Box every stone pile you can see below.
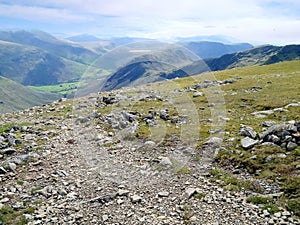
[186,78,237,91]
[240,121,300,151]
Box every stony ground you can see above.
[0,92,299,225]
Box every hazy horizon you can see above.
[0,0,300,45]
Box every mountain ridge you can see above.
[0,30,98,64]
[99,44,300,91]
[205,44,300,71]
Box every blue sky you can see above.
[0,0,300,44]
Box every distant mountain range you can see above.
[67,34,154,46]
[0,30,114,86]
[66,34,102,42]
[0,30,254,87]
[175,35,244,44]
[67,34,243,45]
[1,29,300,112]
[179,41,253,59]
[78,42,198,93]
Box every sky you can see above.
[0,0,300,45]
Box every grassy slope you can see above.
[0,40,102,86]
[0,30,98,65]
[97,59,300,215]
[210,60,300,215]
[0,76,60,113]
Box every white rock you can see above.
[0,198,10,203]
[102,215,109,222]
[131,195,142,203]
[274,212,281,217]
[158,191,169,197]
[241,137,258,149]
[118,189,130,196]
[193,92,203,97]
[282,211,291,216]
[185,188,199,198]
[160,157,173,167]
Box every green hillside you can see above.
[0,30,98,64]
[0,40,89,85]
[101,61,176,91]
[0,76,60,113]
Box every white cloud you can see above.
[0,3,92,23]
[1,0,300,44]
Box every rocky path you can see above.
[0,96,299,225]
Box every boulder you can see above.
[286,142,298,151]
[130,195,142,203]
[265,134,280,144]
[1,148,16,155]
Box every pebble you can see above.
[274,212,281,217]
[118,189,130,196]
[185,188,199,198]
[131,195,142,203]
[263,210,270,217]
[158,191,169,197]
[102,215,109,222]
[159,157,173,167]
[193,92,203,97]
[0,198,10,203]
